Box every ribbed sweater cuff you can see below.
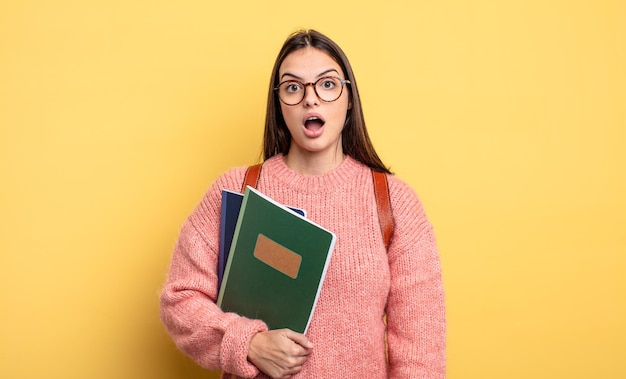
[220,316,268,378]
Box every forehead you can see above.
[279,47,344,78]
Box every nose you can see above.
[302,82,319,107]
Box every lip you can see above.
[302,113,325,125]
[301,112,325,138]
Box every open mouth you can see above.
[304,116,325,130]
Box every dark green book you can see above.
[216,186,336,334]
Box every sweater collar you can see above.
[263,154,366,193]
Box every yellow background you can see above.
[1,1,624,378]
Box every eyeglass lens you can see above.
[277,76,347,105]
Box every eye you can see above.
[319,78,337,90]
[284,82,303,93]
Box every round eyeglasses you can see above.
[274,76,351,106]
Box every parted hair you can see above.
[262,29,390,174]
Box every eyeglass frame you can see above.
[274,76,351,106]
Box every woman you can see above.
[160,29,446,378]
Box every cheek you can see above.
[279,106,300,131]
[280,107,293,120]
[332,101,350,124]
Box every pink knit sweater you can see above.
[160,155,446,378]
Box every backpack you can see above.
[241,164,394,250]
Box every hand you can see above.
[247,329,313,379]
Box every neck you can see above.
[284,148,346,176]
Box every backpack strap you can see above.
[241,164,394,250]
[372,170,394,250]
[241,163,263,193]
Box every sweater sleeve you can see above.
[159,170,268,378]
[385,177,446,379]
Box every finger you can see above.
[283,355,307,370]
[283,329,313,350]
[287,365,303,374]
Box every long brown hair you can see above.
[262,29,391,174]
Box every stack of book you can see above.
[216,186,336,334]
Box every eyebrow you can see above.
[280,68,341,81]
